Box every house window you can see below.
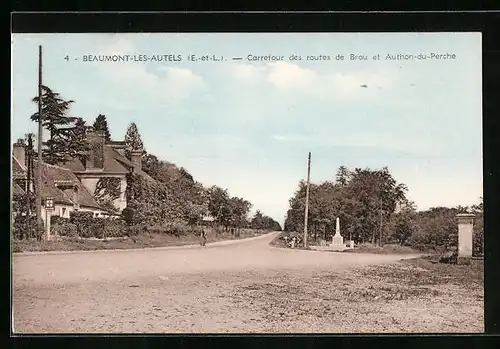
[62,207,67,217]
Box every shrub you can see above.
[126,224,146,237]
[69,211,95,237]
[473,213,484,257]
[164,222,190,237]
[13,215,38,240]
[103,219,127,238]
[51,215,69,226]
[68,211,127,239]
[52,222,78,237]
[121,207,134,226]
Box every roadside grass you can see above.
[343,243,421,255]
[12,228,268,253]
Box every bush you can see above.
[51,215,69,226]
[69,211,95,237]
[69,211,128,239]
[144,222,192,236]
[126,224,146,237]
[52,222,78,237]
[13,215,38,240]
[121,207,134,225]
[473,214,484,257]
[103,219,127,238]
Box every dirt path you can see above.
[13,232,481,333]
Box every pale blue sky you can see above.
[11,33,482,224]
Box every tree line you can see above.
[284,166,483,254]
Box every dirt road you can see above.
[12,232,482,333]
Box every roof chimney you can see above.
[13,138,26,168]
[86,129,105,170]
[130,150,142,172]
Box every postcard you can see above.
[11,32,483,334]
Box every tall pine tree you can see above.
[124,122,144,159]
[93,114,111,142]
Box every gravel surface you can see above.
[12,232,483,333]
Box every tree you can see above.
[207,185,231,231]
[335,165,351,187]
[93,114,111,142]
[142,153,161,178]
[251,210,282,231]
[67,117,91,166]
[284,166,409,245]
[31,85,82,164]
[124,122,144,159]
[229,197,252,233]
[472,197,484,256]
[392,204,416,246]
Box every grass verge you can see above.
[12,228,267,253]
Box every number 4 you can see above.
[64,55,69,61]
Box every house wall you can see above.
[115,177,127,212]
[78,174,127,213]
[50,204,116,220]
[80,177,100,195]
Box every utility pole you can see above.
[25,134,33,238]
[303,152,311,249]
[36,45,43,241]
[379,197,383,247]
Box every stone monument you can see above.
[330,217,345,251]
[456,213,475,265]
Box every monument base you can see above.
[330,235,345,251]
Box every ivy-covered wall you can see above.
[124,173,184,227]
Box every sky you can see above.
[11,33,483,225]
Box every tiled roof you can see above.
[13,158,105,210]
[62,144,154,182]
[63,144,133,174]
[12,182,25,196]
[12,157,26,179]
[35,161,103,210]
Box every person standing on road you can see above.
[200,228,207,246]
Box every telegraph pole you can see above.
[26,134,33,238]
[379,197,383,247]
[303,152,311,248]
[36,45,43,241]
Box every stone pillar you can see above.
[130,150,143,172]
[457,213,475,265]
[45,210,52,241]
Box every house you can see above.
[62,129,153,213]
[11,139,110,220]
[11,128,155,223]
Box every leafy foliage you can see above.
[94,177,122,212]
[284,166,408,244]
[13,215,38,240]
[31,86,90,165]
[68,211,127,238]
[251,210,282,231]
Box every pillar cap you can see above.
[456,213,475,223]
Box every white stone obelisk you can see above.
[331,217,344,250]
